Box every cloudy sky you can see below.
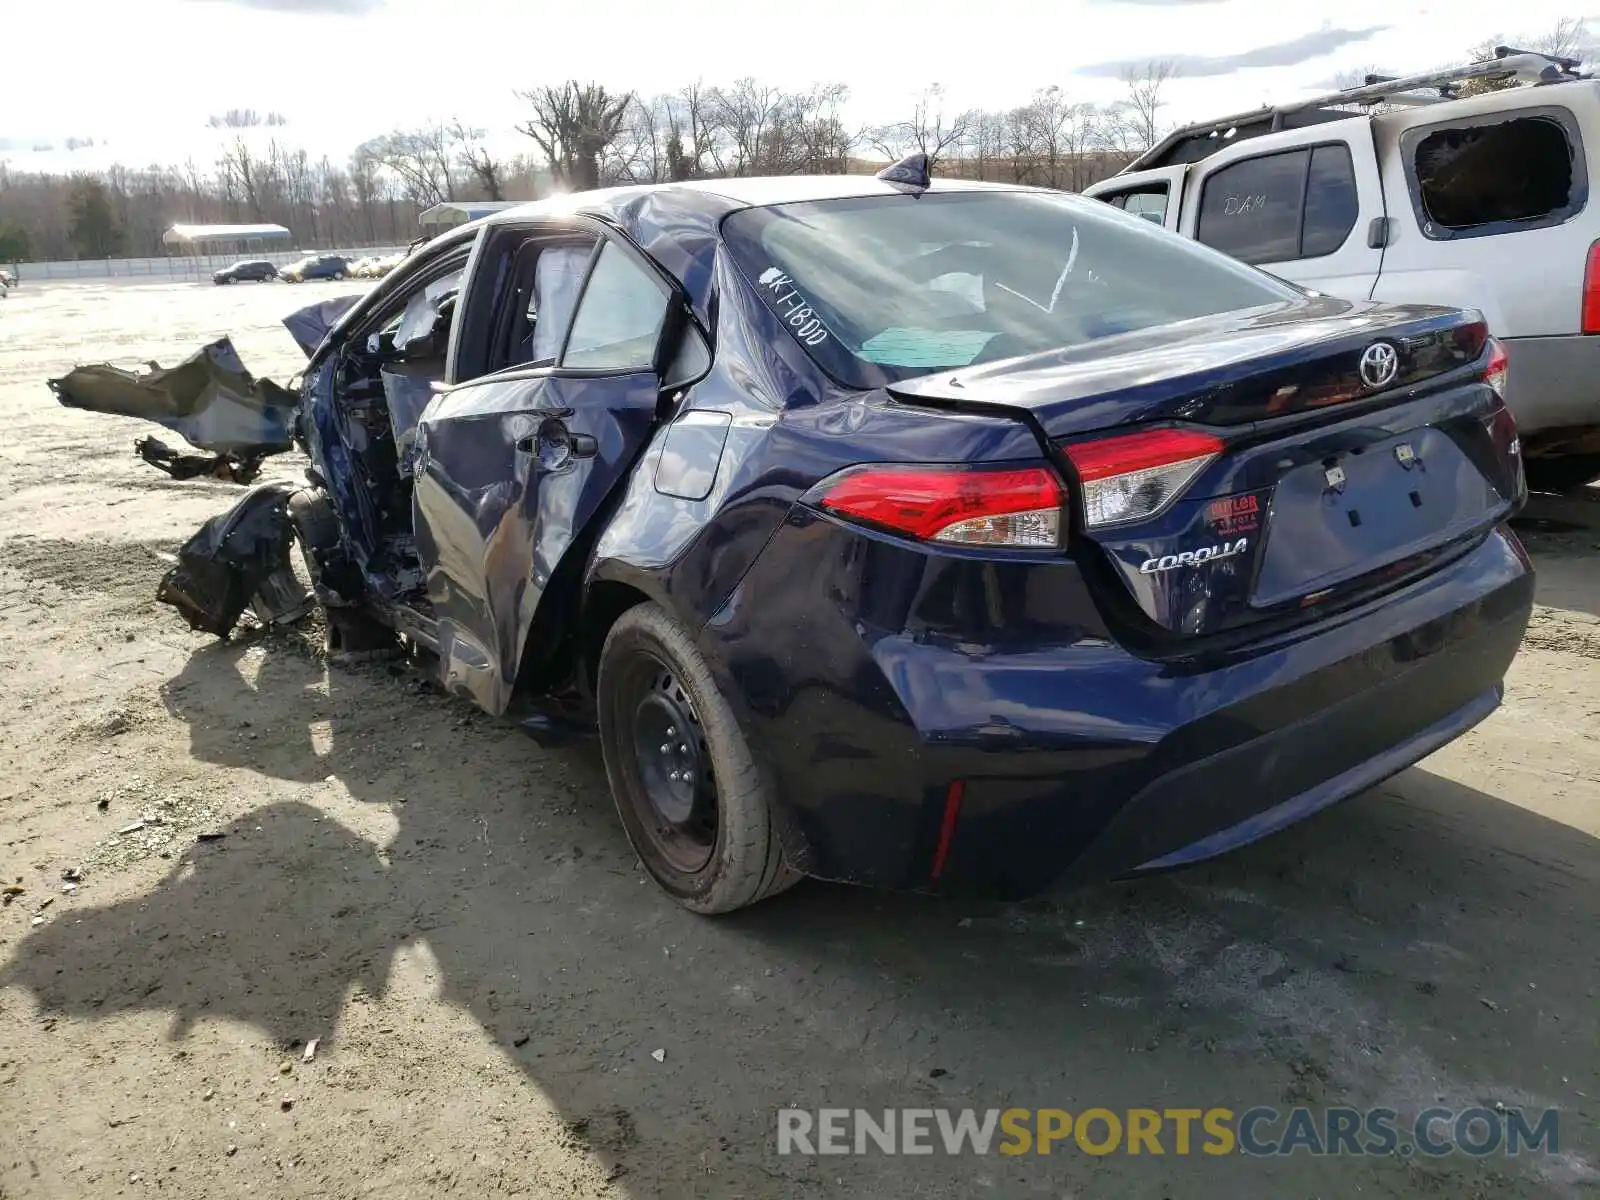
[3,0,1591,172]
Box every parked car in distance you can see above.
[212,259,279,285]
[1085,48,1600,492]
[159,166,1532,914]
[0,267,16,295]
[279,254,351,283]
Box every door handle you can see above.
[515,422,598,462]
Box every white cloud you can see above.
[5,0,1588,172]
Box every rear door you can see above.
[415,223,688,713]
[1084,166,1187,231]
[1177,122,1386,300]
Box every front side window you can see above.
[721,190,1298,389]
[561,241,669,371]
[1404,109,1585,240]
[1102,186,1169,224]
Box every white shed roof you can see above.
[163,223,292,246]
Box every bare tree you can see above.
[208,110,279,220]
[450,120,506,199]
[364,124,456,208]
[1460,17,1591,94]
[1119,60,1177,153]
[515,83,633,191]
[602,96,668,184]
[871,85,976,172]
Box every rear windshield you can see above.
[721,190,1300,388]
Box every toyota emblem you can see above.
[1359,342,1399,390]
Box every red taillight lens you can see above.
[1062,428,1223,529]
[1584,241,1600,334]
[810,464,1064,548]
[1485,337,1510,398]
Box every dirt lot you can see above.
[0,278,1597,1199]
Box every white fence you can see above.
[6,246,410,283]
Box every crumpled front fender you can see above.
[48,338,298,456]
[156,482,312,639]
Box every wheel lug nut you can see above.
[660,743,672,754]
[666,726,677,737]
[679,744,688,754]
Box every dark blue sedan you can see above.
[159,165,1533,913]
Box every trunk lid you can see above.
[887,299,1524,644]
[886,298,1486,436]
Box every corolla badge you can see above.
[1139,537,1249,574]
[1359,341,1399,390]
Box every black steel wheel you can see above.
[598,602,799,913]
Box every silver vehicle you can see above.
[1087,48,1600,491]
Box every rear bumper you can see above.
[706,513,1534,895]
[1502,334,1600,437]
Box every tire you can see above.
[1524,454,1600,494]
[597,602,799,914]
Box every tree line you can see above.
[0,17,1587,264]
[0,70,1175,262]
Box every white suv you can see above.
[1087,50,1600,491]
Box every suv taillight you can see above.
[1061,428,1223,529]
[1584,241,1600,334]
[808,464,1064,548]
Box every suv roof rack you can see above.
[1128,48,1587,171]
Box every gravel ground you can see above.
[0,278,1597,1199]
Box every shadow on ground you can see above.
[3,635,1596,1198]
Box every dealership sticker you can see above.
[1206,493,1263,537]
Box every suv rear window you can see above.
[721,190,1299,389]
[1403,108,1586,240]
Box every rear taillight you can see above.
[1585,240,1600,334]
[809,464,1063,548]
[1062,428,1223,529]
[1485,337,1510,398]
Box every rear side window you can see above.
[1196,144,1359,264]
[562,241,670,371]
[1403,108,1586,240]
[1301,145,1360,257]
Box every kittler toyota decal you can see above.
[1139,537,1249,574]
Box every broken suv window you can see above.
[1406,108,1585,239]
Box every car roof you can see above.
[480,174,1034,228]
[437,174,1043,333]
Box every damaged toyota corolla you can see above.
[136,159,1534,913]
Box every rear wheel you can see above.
[597,602,799,913]
[1524,454,1600,494]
